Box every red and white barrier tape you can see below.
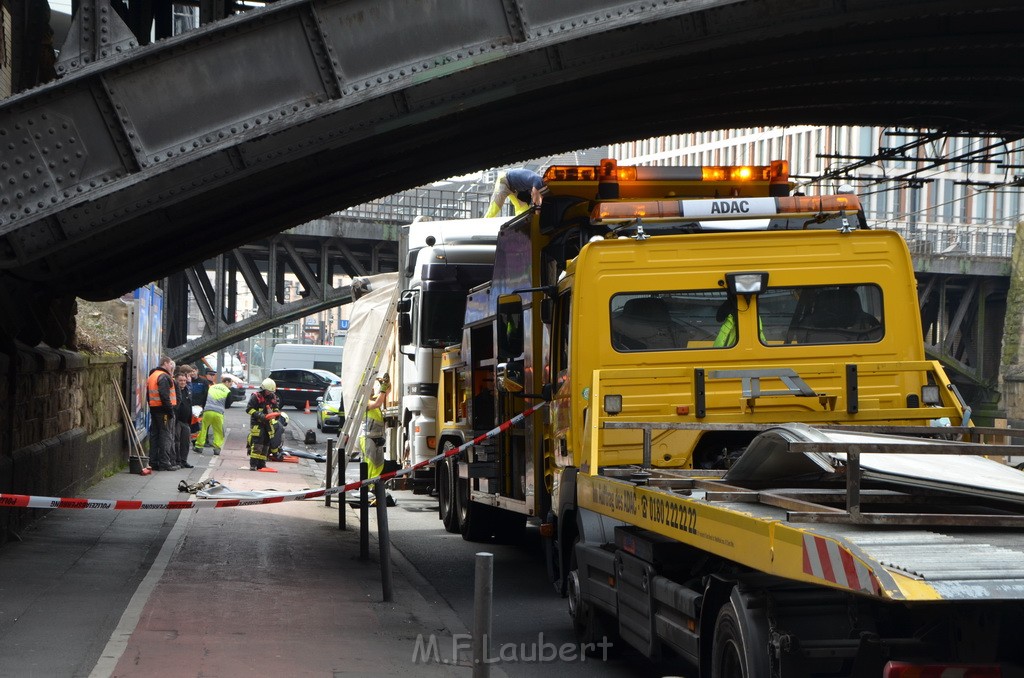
[0,401,547,511]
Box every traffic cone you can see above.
[304,400,311,414]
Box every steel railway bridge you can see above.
[1,0,1022,416]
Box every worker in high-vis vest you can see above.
[483,169,545,218]
[146,355,179,471]
[713,296,766,347]
[195,374,233,455]
[246,378,281,470]
[359,373,390,481]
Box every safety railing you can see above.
[335,188,496,222]
[879,220,1016,258]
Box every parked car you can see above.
[316,385,345,433]
[267,368,341,410]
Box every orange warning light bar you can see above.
[544,159,789,184]
[592,193,861,222]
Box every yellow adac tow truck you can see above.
[435,160,1024,676]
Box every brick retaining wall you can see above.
[0,345,127,545]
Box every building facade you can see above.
[610,126,1022,257]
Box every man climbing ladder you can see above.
[359,373,390,480]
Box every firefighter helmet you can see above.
[260,378,276,392]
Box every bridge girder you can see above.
[914,255,1010,418]
[165,216,400,363]
[1,0,1023,346]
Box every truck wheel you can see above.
[567,546,615,650]
[455,455,471,532]
[711,598,765,678]
[438,454,460,533]
[459,496,493,542]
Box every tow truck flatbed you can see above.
[578,423,1024,603]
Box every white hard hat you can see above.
[261,378,276,392]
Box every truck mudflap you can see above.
[577,422,1024,602]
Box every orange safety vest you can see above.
[146,369,177,408]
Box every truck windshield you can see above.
[420,290,469,347]
[610,284,884,351]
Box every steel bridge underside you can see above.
[165,215,400,363]
[914,255,1012,421]
[1,0,1022,350]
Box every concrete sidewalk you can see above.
[0,424,485,678]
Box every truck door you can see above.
[496,296,527,500]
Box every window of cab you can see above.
[757,284,884,345]
[609,284,884,352]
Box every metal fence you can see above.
[881,221,1017,258]
[337,187,496,222]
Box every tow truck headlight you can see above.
[604,394,622,415]
[921,384,941,405]
[726,272,769,295]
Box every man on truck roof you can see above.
[484,168,545,218]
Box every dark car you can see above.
[267,368,341,409]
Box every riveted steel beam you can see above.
[2,0,1024,348]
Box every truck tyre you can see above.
[711,595,767,678]
[567,544,616,651]
[454,453,473,534]
[459,495,493,542]
[438,451,460,533]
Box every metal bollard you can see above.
[472,552,493,678]
[325,438,334,509]
[329,439,346,530]
[375,481,393,601]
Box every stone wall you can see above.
[1001,222,1024,428]
[1005,373,1024,430]
[0,345,128,545]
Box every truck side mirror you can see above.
[540,298,553,325]
[397,290,415,352]
[398,313,412,348]
[497,295,524,361]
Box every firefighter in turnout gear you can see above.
[246,378,282,470]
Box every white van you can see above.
[268,344,343,374]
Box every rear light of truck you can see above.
[883,661,1001,677]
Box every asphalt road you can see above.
[382,492,696,678]
[247,403,695,676]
